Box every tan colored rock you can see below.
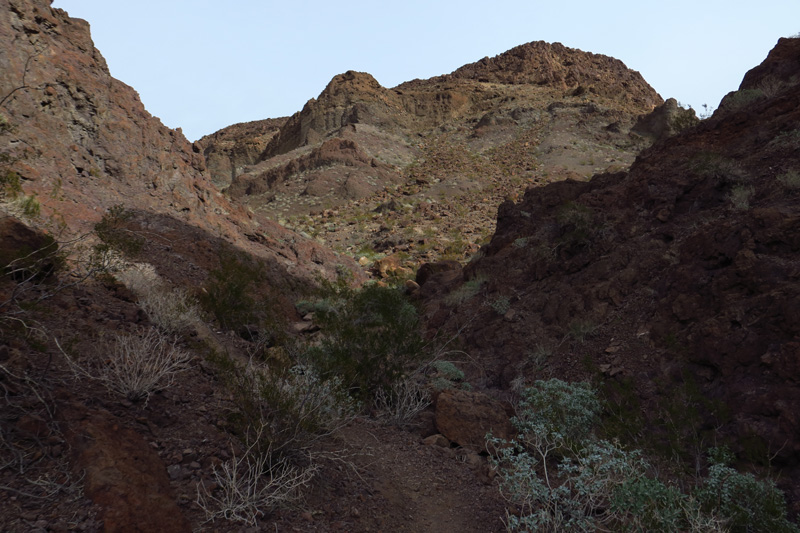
[422,433,451,448]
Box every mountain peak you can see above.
[446,40,661,109]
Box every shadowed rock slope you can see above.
[418,36,800,511]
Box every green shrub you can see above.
[94,204,144,257]
[513,379,602,450]
[444,275,486,306]
[307,283,426,402]
[429,360,467,391]
[722,89,765,112]
[778,170,800,189]
[0,168,22,199]
[199,251,267,331]
[489,380,798,532]
[556,202,595,248]
[695,449,799,533]
[729,185,755,210]
[490,296,510,315]
[670,106,700,133]
[116,264,201,334]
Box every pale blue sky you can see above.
[52,1,800,142]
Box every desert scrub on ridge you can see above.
[114,262,201,334]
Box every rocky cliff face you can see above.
[0,0,355,286]
[195,117,287,189]
[419,37,800,509]
[1,0,215,229]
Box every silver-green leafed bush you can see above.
[488,380,798,532]
[695,449,800,533]
[513,379,601,447]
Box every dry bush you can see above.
[115,263,201,334]
[195,439,317,526]
[373,377,430,427]
[60,327,191,404]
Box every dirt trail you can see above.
[286,421,507,532]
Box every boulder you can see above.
[434,389,513,452]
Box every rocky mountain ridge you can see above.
[202,40,669,271]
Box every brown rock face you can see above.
[227,136,401,203]
[0,0,357,287]
[195,117,288,188]
[434,389,513,452]
[214,40,663,260]
[62,406,190,533]
[0,0,224,232]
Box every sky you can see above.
[51,1,800,142]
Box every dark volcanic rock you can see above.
[62,406,191,532]
[422,37,800,507]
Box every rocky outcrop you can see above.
[0,0,223,232]
[440,41,661,109]
[631,97,698,141]
[0,0,357,286]
[195,117,287,188]
[216,40,663,254]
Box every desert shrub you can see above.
[778,170,800,189]
[721,89,765,112]
[199,251,267,331]
[490,296,510,315]
[566,319,597,343]
[513,237,528,249]
[0,167,23,199]
[428,360,468,391]
[61,327,191,404]
[489,380,798,532]
[93,204,144,257]
[196,437,316,526]
[695,448,799,533]
[670,106,700,133]
[209,352,355,460]
[729,185,755,210]
[373,377,430,427]
[514,379,601,449]
[444,275,487,306]
[556,201,595,248]
[116,263,201,334]
[306,283,426,402]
